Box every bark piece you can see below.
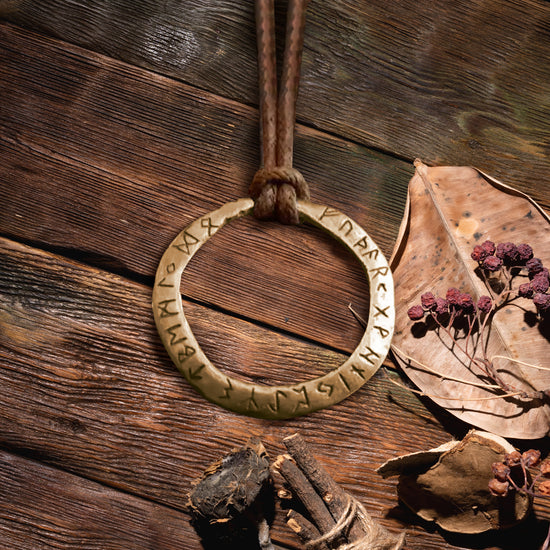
[187,438,275,548]
[377,430,531,534]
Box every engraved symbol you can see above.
[201,217,220,237]
[172,230,199,255]
[219,378,233,399]
[317,382,334,396]
[374,305,390,318]
[360,347,380,365]
[166,324,186,346]
[369,266,389,278]
[377,282,387,292]
[157,299,179,318]
[246,388,259,411]
[339,373,351,391]
[158,263,176,288]
[362,249,379,260]
[339,219,353,236]
[177,346,196,364]
[292,386,310,411]
[268,390,287,412]
[351,364,366,379]
[319,206,340,220]
[374,325,391,339]
[187,363,205,380]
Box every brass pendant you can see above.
[152,198,394,419]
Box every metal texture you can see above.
[152,198,395,419]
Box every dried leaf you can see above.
[391,161,550,439]
[377,430,531,534]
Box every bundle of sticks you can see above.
[273,434,405,550]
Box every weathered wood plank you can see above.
[0,449,202,549]
[2,237,549,548]
[0,22,411,355]
[0,236,486,549]
[3,0,550,201]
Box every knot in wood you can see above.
[250,167,310,225]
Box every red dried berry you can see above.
[491,461,511,482]
[504,450,522,467]
[434,297,448,316]
[407,305,425,321]
[538,480,550,495]
[482,255,503,272]
[477,295,493,313]
[517,243,534,263]
[531,273,550,294]
[522,449,541,468]
[458,293,474,313]
[471,245,487,262]
[488,478,509,497]
[496,242,519,264]
[518,282,534,298]
[540,459,550,477]
[533,293,550,313]
[421,292,437,310]
[481,240,496,255]
[526,257,544,275]
[446,288,461,305]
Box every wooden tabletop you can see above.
[1,1,549,548]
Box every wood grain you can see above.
[1,3,549,547]
[1,237,548,548]
[0,235,472,549]
[3,0,550,202]
[0,22,411,355]
[0,449,200,549]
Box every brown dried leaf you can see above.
[377,430,531,533]
[391,161,550,439]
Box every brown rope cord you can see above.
[305,494,403,550]
[250,0,310,224]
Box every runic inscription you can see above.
[172,230,199,255]
[152,198,394,420]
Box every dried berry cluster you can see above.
[407,289,492,323]
[405,240,549,401]
[471,240,550,316]
[489,449,550,498]
[407,239,549,324]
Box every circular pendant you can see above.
[152,198,394,419]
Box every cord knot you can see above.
[250,166,310,224]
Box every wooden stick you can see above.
[272,454,336,536]
[283,433,365,541]
[282,433,406,550]
[286,509,329,549]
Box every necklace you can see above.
[152,0,394,419]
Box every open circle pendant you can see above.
[152,198,394,419]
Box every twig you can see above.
[277,433,405,549]
[491,355,550,372]
[273,454,337,537]
[284,433,364,542]
[383,369,523,401]
[286,509,328,549]
[391,345,501,390]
